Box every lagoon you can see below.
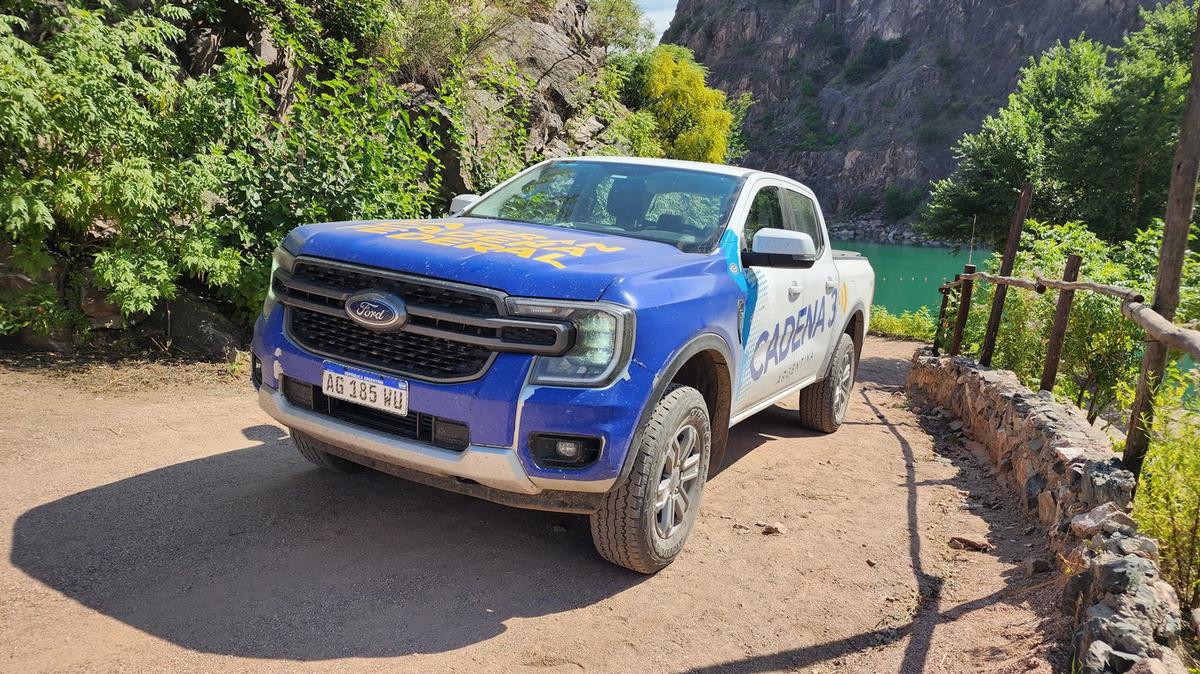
[833,240,986,314]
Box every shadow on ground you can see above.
[683,383,1068,673]
[856,352,914,387]
[10,418,782,661]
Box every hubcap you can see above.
[655,423,702,539]
[833,349,854,423]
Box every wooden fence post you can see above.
[932,286,951,356]
[1039,254,1082,392]
[1123,3,1200,479]
[950,264,976,356]
[979,182,1033,367]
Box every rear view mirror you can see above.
[744,228,818,268]
[450,194,480,214]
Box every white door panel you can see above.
[730,182,843,417]
[734,265,841,414]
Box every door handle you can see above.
[788,281,803,301]
[825,277,838,292]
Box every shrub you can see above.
[842,36,907,84]
[0,6,254,318]
[1131,365,1200,611]
[1,4,447,327]
[882,185,925,222]
[868,305,936,341]
[844,192,878,218]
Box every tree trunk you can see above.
[1123,4,1200,479]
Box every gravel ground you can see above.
[0,337,1070,673]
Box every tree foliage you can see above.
[0,4,447,323]
[842,36,907,84]
[615,44,745,164]
[920,0,1198,244]
[588,0,653,53]
[0,0,751,339]
[1130,365,1200,611]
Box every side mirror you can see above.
[450,194,480,214]
[744,228,818,267]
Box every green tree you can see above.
[920,1,1197,245]
[1050,1,1198,241]
[618,44,738,164]
[920,38,1108,244]
[589,0,654,53]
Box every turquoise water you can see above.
[833,240,986,314]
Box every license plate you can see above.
[321,361,408,416]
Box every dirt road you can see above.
[0,338,1068,673]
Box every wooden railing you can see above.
[933,262,1200,365]
[932,256,1200,475]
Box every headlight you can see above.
[261,245,297,317]
[506,298,634,387]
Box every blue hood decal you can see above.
[290,218,689,300]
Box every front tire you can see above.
[590,385,711,574]
[291,429,367,473]
[797,332,857,433]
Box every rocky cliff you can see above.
[664,0,1157,223]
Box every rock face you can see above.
[907,351,1186,674]
[180,0,612,200]
[664,0,1157,221]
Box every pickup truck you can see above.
[252,157,875,573]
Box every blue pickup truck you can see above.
[252,157,875,572]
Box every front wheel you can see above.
[797,332,857,433]
[589,384,711,574]
[291,429,367,473]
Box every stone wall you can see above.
[906,350,1187,674]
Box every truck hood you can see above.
[285,217,691,301]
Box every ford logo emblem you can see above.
[344,292,407,331]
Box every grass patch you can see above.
[868,305,936,341]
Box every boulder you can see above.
[1094,555,1151,595]
[1072,503,1125,539]
[138,292,242,362]
[78,269,125,329]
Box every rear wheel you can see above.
[797,332,856,433]
[590,385,711,574]
[291,429,367,473]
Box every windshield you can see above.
[461,160,742,252]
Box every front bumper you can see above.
[259,383,545,494]
[253,308,656,502]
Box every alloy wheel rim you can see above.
[834,350,854,423]
[655,423,702,539]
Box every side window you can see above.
[784,189,825,253]
[742,186,784,249]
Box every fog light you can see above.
[529,433,602,469]
[555,440,581,460]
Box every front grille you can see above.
[283,377,469,451]
[291,262,500,316]
[290,307,492,381]
[275,257,573,382]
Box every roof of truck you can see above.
[549,156,760,179]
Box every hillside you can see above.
[663,0,1158,224]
